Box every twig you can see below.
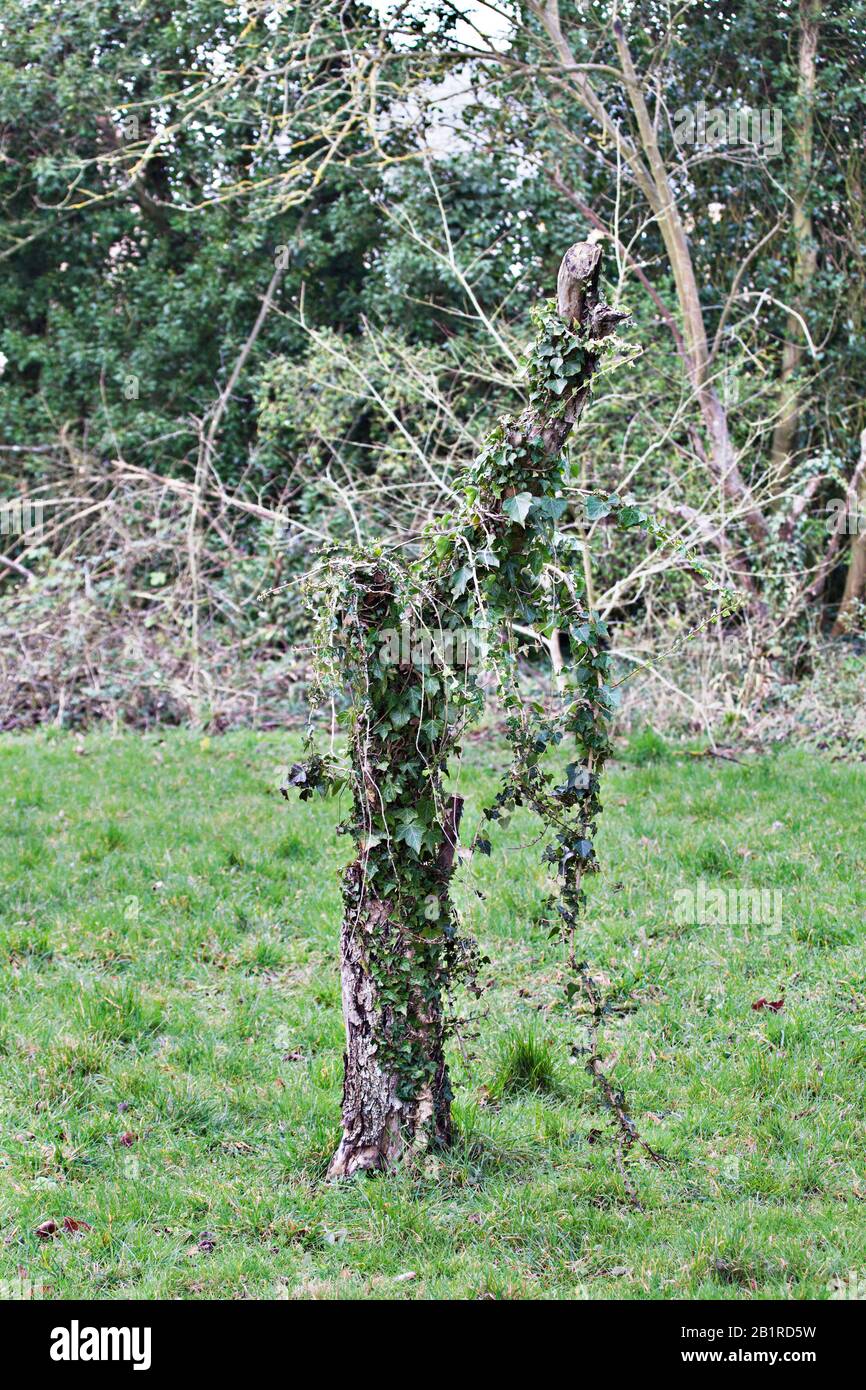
[0,551,35,582]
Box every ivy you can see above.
[286,244,743,1180]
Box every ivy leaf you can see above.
[530,496,567,522]
[617,505,647,528]
[560,763,591,792]
[396,821,425,855]
[586,495,613,522]
[503,492,534,526]
[451,565,473,598]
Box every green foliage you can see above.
[3,0,866,663]
[0,1,383,486]
[490,1030,559,1100]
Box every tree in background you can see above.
[364,0,866,626]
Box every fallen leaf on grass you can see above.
[751,997,785,1012]
[36,1217,92,1240]
[220,1139,253,1154]
[62,1217,92,1235]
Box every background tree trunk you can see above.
[832,428,866,635]
[770,0,822,477]
[539,5,771,565]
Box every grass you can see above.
[1,727,865,1300]
[489,1030,560,1102]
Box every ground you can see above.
[1,729,864,1300]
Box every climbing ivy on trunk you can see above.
[286,242,735,1180]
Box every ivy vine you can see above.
[281,246,742,1182]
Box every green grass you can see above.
[1,728,865,1300]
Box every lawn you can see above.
[1,728,865,1300]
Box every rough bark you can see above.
[328,884,452,1178]
[328,789,464,1179]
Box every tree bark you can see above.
[535,4,770,573]
[611,18,769,549]
[770,0,822,477]
[832,428,866,635]
[328,880,453,1177]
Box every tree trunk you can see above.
[328,882,452,1177]
[325,557,463,1178]
[328,794,463,1179]
[770,0,821,477]
[326,240,619,1177]
[832,428,866,636]
[607,13,771,566]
